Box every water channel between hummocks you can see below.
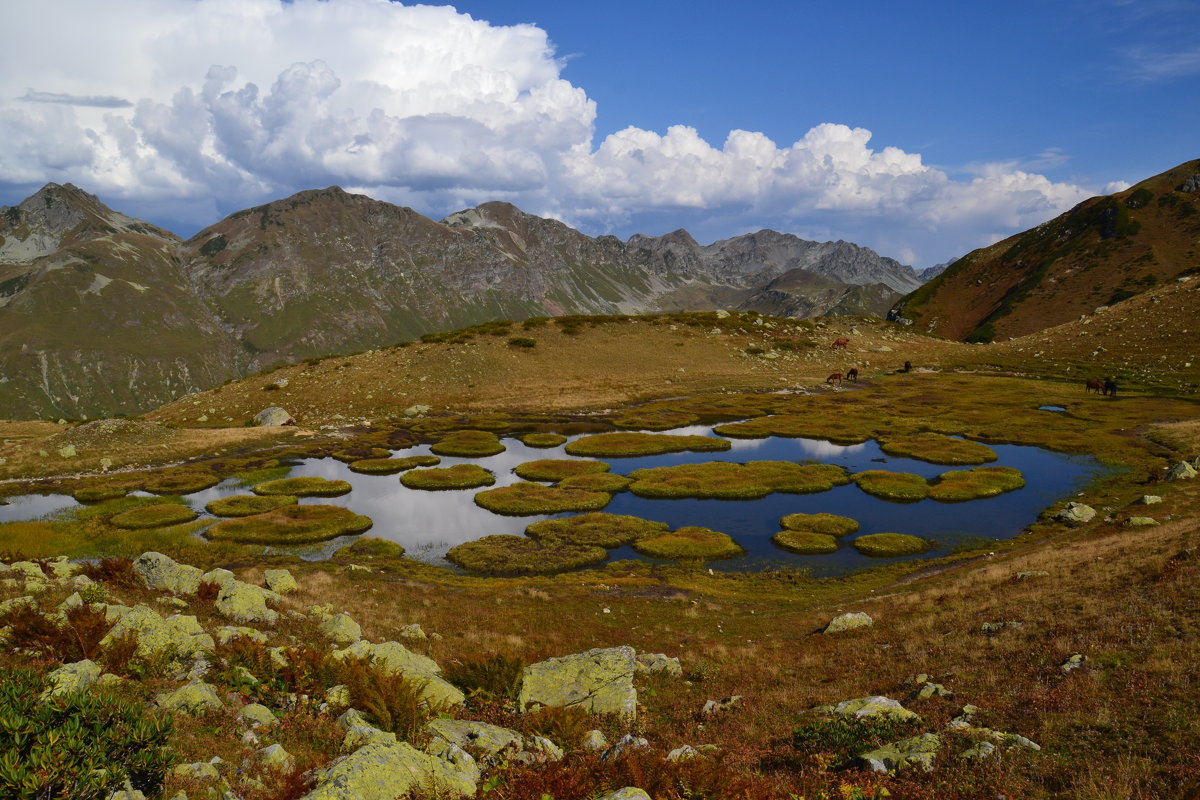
[3,424,1104,577]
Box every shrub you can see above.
[772,530,840,554]
[0,668,174,799]
[400,464,496,491]
[79,556,139,589]
[508,337,537,348]
[633,526,744,561]
[206,494,298,517]
[446,535,607,575]
[852,532,932,557]
[252,476,352,497]
[109,503,199,529]
[565,432,732,458]
[779,512,859,536]
[525,512,669,548]
[443,653,525,702]
[514,458,610,482]
[0,604,111,662]
[206,505,372,544]
[430,429,506,457]
[789,714,923,770]
[474,482,612,515]
[851,470,930,503]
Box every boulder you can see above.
[239,703,278,729]
[518,646,637,718]
[1054,502,1096,524]
[298,741,475,799]
[1124,516,1159,527]
[216,626,267,645]
[344,724,400,751]
[426,718,561,764]
[133,552,203,596]
[253,407,294,427]
[596,790,652,800]
[332,640,464,707]
[1061,653,1086,673]
[859,732,941,773]
[100,606,214,663]
[173,761,221,781]
[824,612,874,633]
[1166,461,1197,481]
[1137,495,1162,505]
[264,569,298,594]
[635,653,682,676]
[201,568,236,589]
[914,682,952,701]
[255,743,294,771]
[582,730,609,751]
[601,734,649,762]
[215,580,279,625]
[39,659,101,701]
[156,680,223,714]
[397,623,426,640]
[404,405,432,417]
[320,613,362,646]
[832,696,919,722]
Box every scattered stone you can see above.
[201,568,236,589]
[1137,495,1162,505]
[326,684,352,707]
[859,733,941,773]
[1124,516,1159,527]
[1054,502,1096,524]
[824,611,873,633]
[397,623,426,640]
[582,729,609,751]
[601,734,650,762]
[0,595,37,615]
[239,703,278,729]
[1016,571,1049,580]
[914,682,952,701]
[981,621,1023,634]
[216,626,267,646]
[700,695,743,715]
[404,405,432,417]
[321,613,362,646]
[173,761,221,781]
[263,569,298,594]
[1165,461,1197,481]
[255,743,294,771]
[215,580,279,625]
[635,653,682,676]
[519,646,637,718]
[426,718,560,763]
[1061,653,1086,673]
[100,606,215,664]
[832,696,919,722]
[299,741,475,799]
[667,744,699,762]
[39,659,101,701]
[253,407,294,426]
[156,681,224,714]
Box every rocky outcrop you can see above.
[518,646,638,719]
[133,552,202,596]
[298,741,476,799]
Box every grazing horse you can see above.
[826,372,843,384]
[1103,378,1118,398]
[832,337,850,350]
[846,367,859,382]
[1085,379,1103,394]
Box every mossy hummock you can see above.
[851,470,930,503]
[556,473,633,492]
[73,478,142,503]
[628,461,848,500]
[332,447,393,463]
[109,503,199,529]
[929,466,1026,502]
[525,512,670,548]
[611,409,701,431]
[446,534,607,575]
[474,482,612,516]
[513,459,610,482]
[633,526,744,561]
[252,476,353,497]
[430,430,506,457]
[565,432,732,458]
[779,512,860,536]
[400,464,496,491]
[142,472,220,495]
[205,494,298,517]
[348,455,441,475]
[852,533,933,557]
[206,504,373,544]
[879,433,998,465]
[519,432,568,448]
[772,530,840,554]
[713,415,871,446]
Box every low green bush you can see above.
[852,532,932,557]
[779,512,859,536]
[446,535,607,575]
[851,470,930,503]
[109,503,199,529]
[205,494,297,517]
[508,337,537,348]
[400,464,496,491]
[772,530,840,554]
[525,512,669,548]
[565,432,732,458]
[633,526,744,561]
[252,476,352,497]
[474,482,611,515]
[348,455,441,475]
[514,458,610,482]
[430,430,506,457]
[206,504,372,544]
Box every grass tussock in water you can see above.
[206,504,372,544]
[929,466,1026,502]
[142,471,219,495]
[474,482,612,515]
[514,459,610,482]
[556,472,632,492]
[445,534,607,575]
[879,433,998,465]
[633,526,744,561]
[430,429,506,457]
[72,477,143,503]
[333,535,406,560]
[520,432,567,448]
[852,532,932,557]
[628,461,849,500]
[252,476,352,497]
[772,530,840,554]
[109,503,199,530]
[779,512,860,536]
[332,446,393,463]
[205,494,298,517]
[565,432,732,458]
[525,512,670,548]
[714,414,871,445]
[611,409,701,431]
[348,455,440,475]
[400,464,496,491]
[851,470,931,503]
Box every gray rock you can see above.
[1124,516,1159,527]
[1061,653,1086,673]
[913,682,952,701]
[201,568,236,589]
[601,734,649,762]
[582,729,609,751]
[859,733,940,773]
[253,407,294,426]
[519,646,637,718]
[700,695,743,715]
[39,659,101,701]
[1054,502,1096,524]
[133,552,203,596]
[1016,570,1049,580]
[824,611,873,633]
[832,696,919,721]
[320,613,362,646]
[1166,461,1197,481]
[635,652,682,676]
[156,681,223,714]
[1137,495,1162,505]
[215,580,279,625]
[100,606,214,663]
[239,703,278,729]
[595,790,651,800]
[255,743,294,771]
[332,640,464,707]
[263,569,298,594]
[298,741,475,799]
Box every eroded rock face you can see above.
[518,646,637,719]
[134,552,203,596]
[298,741,475,799]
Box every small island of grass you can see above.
[525,512,669,548]
[852,532,932,557]
[332,446,393,463]
[143,471,220,495]
[519,432,567,448]
[879,433,998,465]
[430,430,506,457]
[779,512,860,536]
[474,482,611,515]
[446,534,607,575]
[772,530,840,554]
[851,470,930,503]
[565,432,731,458]
[348,455,441,475]
[929,466,1026,502]
[109,503,199,529]
[206,504,372,545]
[514,458,610,482]
[400,464,496,491]
[252,476,353,497]
[628,461,848,500]
[205,494,298,517]
[633,526,744,561]
[556,473,632,492]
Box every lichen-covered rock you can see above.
[264,569,298,594]
[700,695,743,715]
[100,606,215,663]
[596,789,652,800]
[1054,502,1096,524]
[9,561,45,581]
[45,557,82,580]
[201,568,236,589]
[215,580,279,625]
[326,684,352,707]
[299,741,475,799]
[39,659,101,701]
[1061,653,1086,673]
[859,733,941,773]
[635,653,682,676]
[173,761,221,781]
[1166,461,1198,481]
[667,744,699,762]
[320,613,362,646]
[344,725,400,751]
[255,743,294,771]
[239,703,278,729]
[156,680,223,714]
[254,407,294,427]
[397,623,426,640]
[332,640,464,707]
[0,595,37,615]
[1138,495,1162,505]
[1124,516,1159,527]
[824,612,873,633]
[519,646,637,718]
[832,696,920,722]
[582,730,609,751]
[425,718,547,763]
[914,682,952,700]
[216,626,267,645]
[133,552,203,596]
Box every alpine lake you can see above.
[0,424,1104,577]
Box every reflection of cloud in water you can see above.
[0,493,77,523]
[792,439,867,459]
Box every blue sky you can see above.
[1,0,1196,266]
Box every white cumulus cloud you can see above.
[0,0,1094,264]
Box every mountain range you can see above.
[0,184,923,419]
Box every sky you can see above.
[1,0,1196,267]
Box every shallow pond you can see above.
[2,425,1104,576]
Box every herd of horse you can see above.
[1086,378,1119,397]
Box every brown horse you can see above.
[846,367,859,382]
[1085,379,1103,394]
[826,372,843,384]
[832,337,850,350]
